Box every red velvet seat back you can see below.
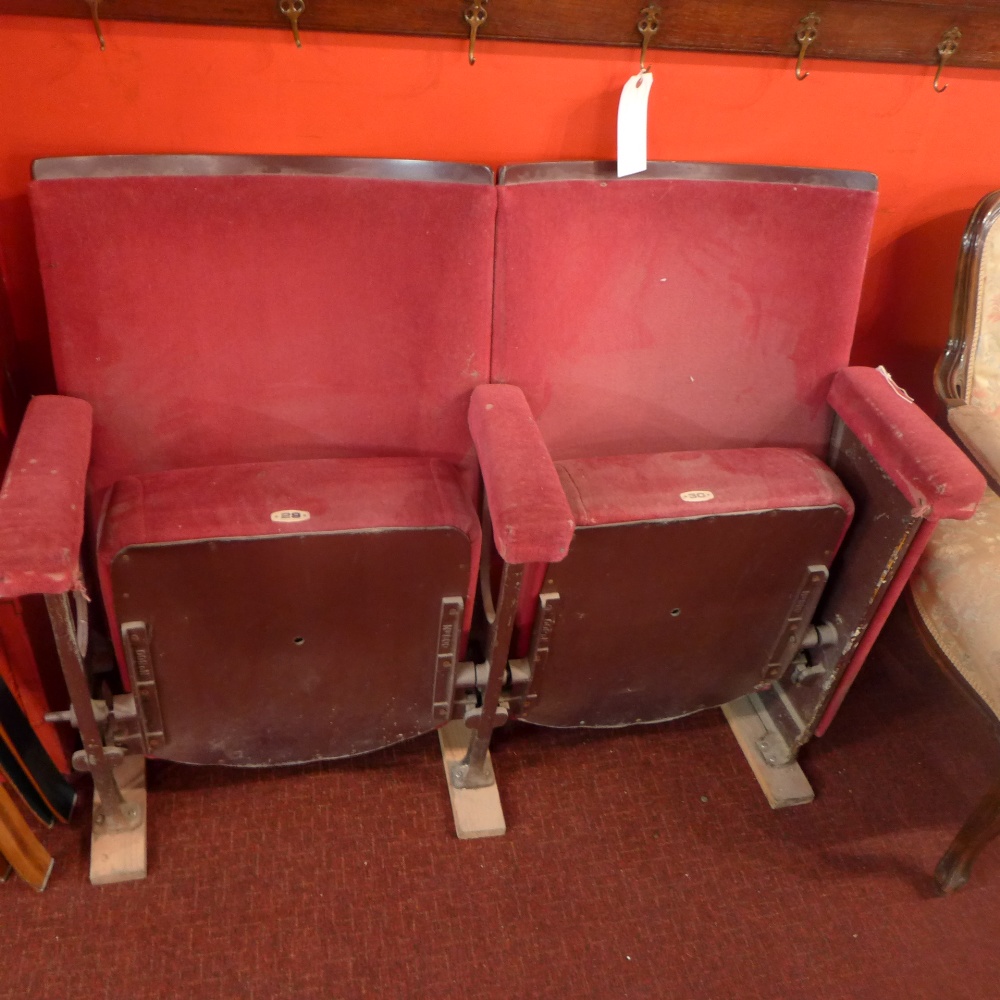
[493,162,877,460]
[30,157,497,494]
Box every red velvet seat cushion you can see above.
[555,448,854,526]
[97,456,482,650]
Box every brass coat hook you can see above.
[464,1,488,66]
[84,0,105,51]
[934,27,961,93]
[637,5,662,75]
[279,0,305,47]
[795,13,820,80]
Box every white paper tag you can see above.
[680,490,715,503]
[875,364,915,403]
[617,71,653,178]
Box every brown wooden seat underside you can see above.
[111,528,471,766]
[521,506,848,728]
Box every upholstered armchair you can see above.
[911,191,1000,892]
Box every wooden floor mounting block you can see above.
[90,755,148,886]
[438,721,506,840]
[723,694,815,809]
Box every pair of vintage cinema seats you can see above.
[0,155,983,878]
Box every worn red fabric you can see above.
[828,367,986,519]
[97,455,482,668]
[0,395,92,598]
[468,384,574,564]
[556,448,853,526]
[30,174,496,495]
[98,456,481,554]
[494,173,877,460]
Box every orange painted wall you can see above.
[0,14,997,756]
[2,15,1000,405]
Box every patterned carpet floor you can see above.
[2,605,999,1000]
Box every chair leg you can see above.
[936,775,1000,893]
[450,561,524,791]
[0,784,54,891]
[45,592,147,883]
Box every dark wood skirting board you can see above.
[2,1,1000,71]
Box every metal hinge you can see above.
[761,565,830,683]
[120,621,167,753]
[504,591,559,713]
[432,598,464,722]
[46,692,145,754]
[449,591,560,716]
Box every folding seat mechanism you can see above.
[736,568,842,769]
[433,597,466,724]
[517,591,558,712]
[449,562,524,790]
[44,593,143,834]
[787,621,840,685]
[47,619,164,768]
[118,622,166,752]
[761,566,839,689]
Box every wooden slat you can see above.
[0,675,76,825]
[0,1,999,70]
[722,694,815,809]
[0,783,53,891]
[438,721,506,840]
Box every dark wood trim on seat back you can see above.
[33,154,493,184]
[499,159,877,190]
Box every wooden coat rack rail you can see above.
[1,2,999,71]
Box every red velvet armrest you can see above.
[468,384,574,564]
[0,395,93,598]
[828,367,985,520]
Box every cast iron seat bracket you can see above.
[451,384,574,789]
